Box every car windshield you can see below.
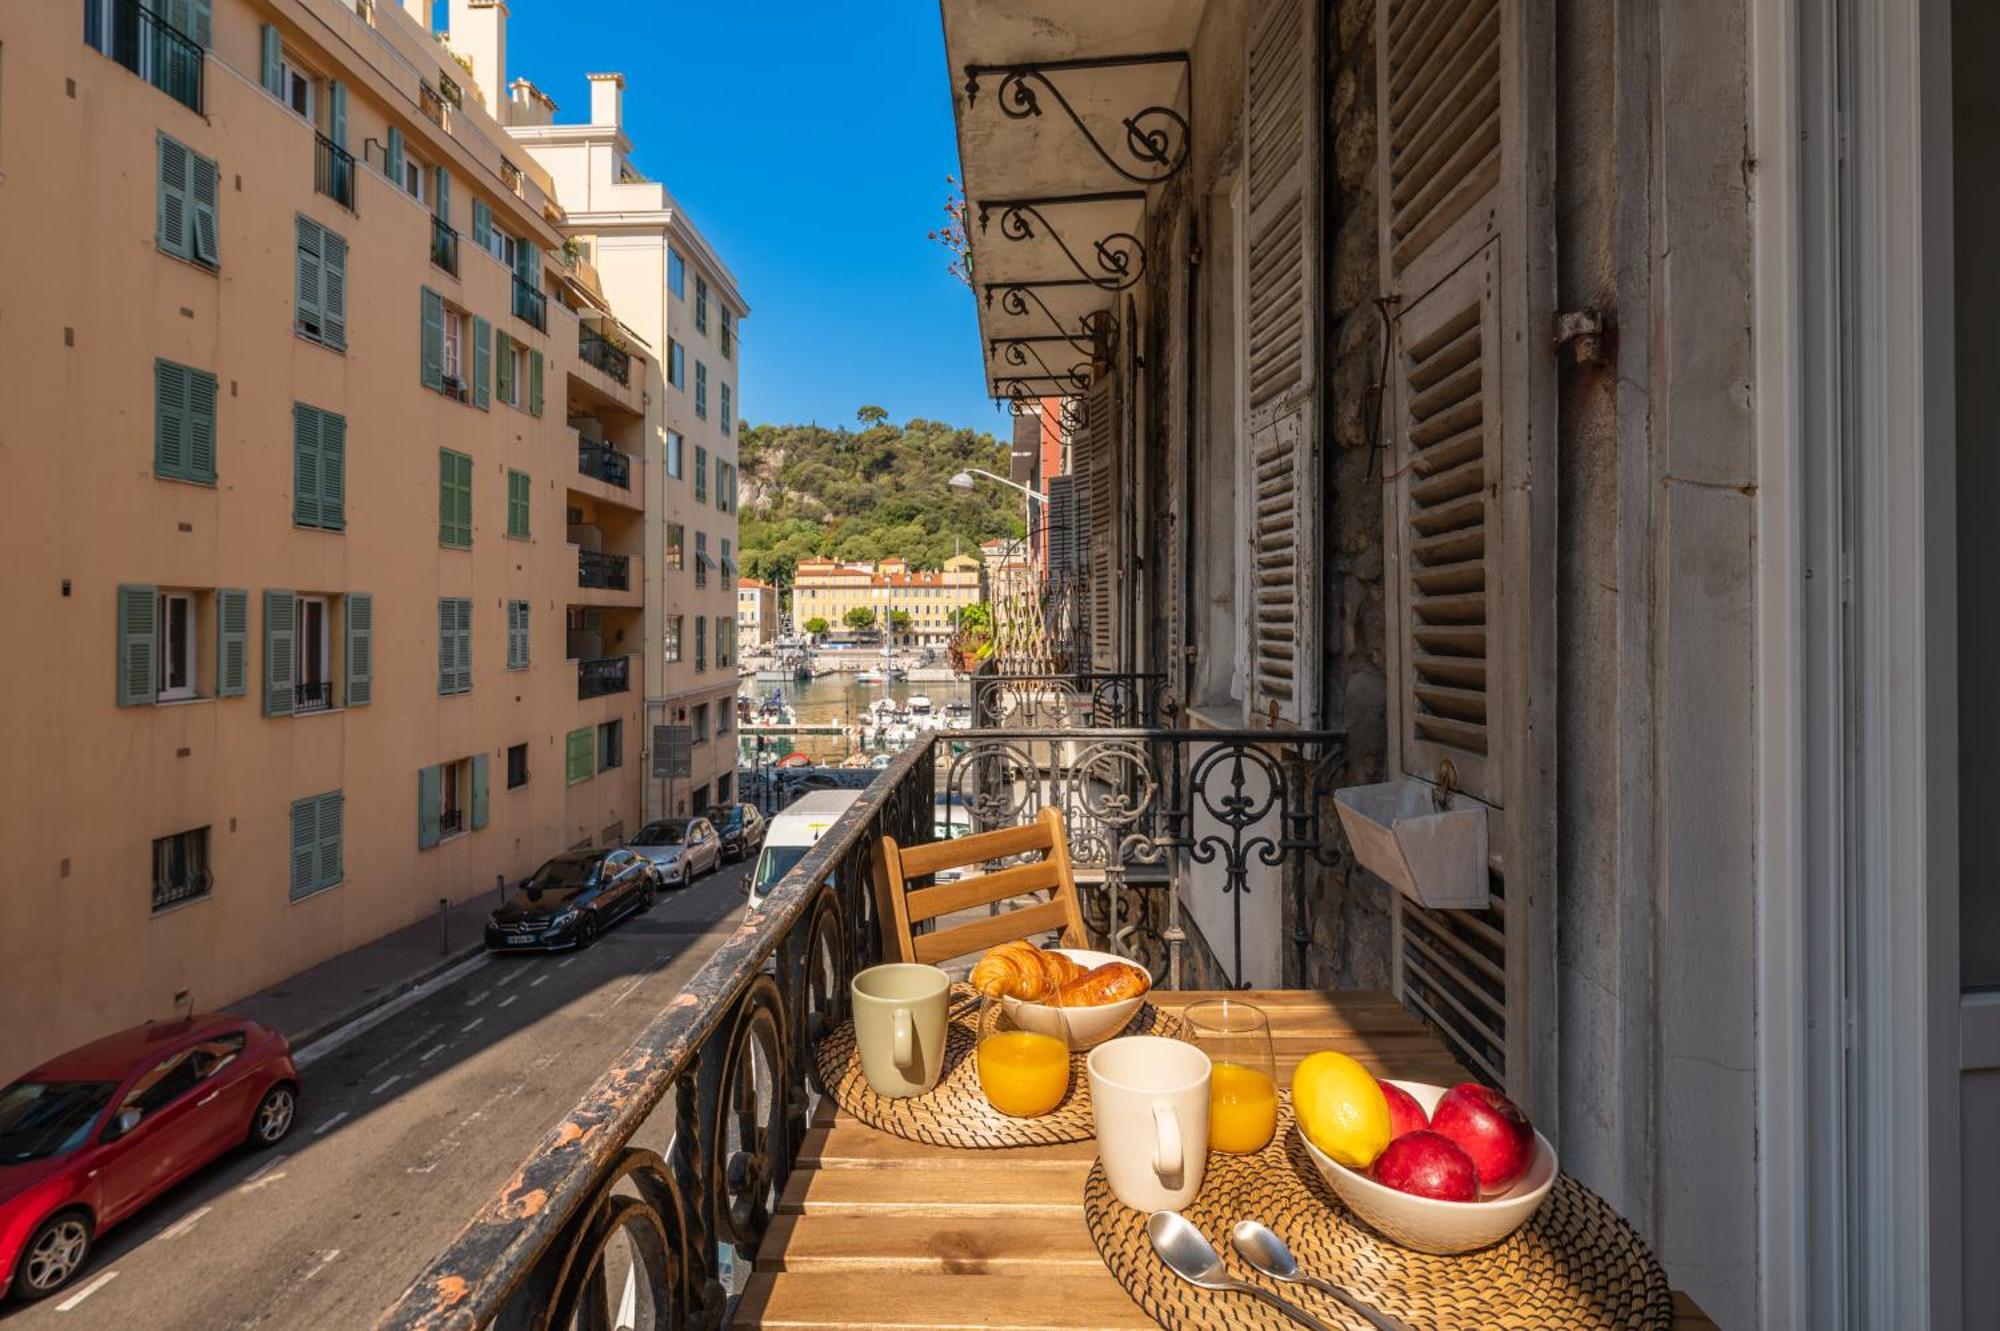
[753,845,810,894]
[0,1080,117,1163]
[521,858,600,897]
[632,820,691,847]
[718,808,744,831]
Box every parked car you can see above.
[0,1015,298,1302]
[715,803,768,863]
[627,817,721,887]
[484,848,659,951]
[747,790,863,912]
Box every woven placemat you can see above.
[1084,1094,1672,1330]
[814,983,1189,1147]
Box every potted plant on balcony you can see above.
[947,602,994,674]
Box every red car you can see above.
[0,1015,298,1302]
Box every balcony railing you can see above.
[577,656,630,699]
[971,670,1170,729]
[578,324,631,385]
[576,439,631,490]
[430,216,459,276]
[378,716,1356,1330]
[438,808,464,836]
[315,134,356,210]
[294,680,332,714]
[577,548,631,591]
[90,0,204,115]
[512,274,547,332]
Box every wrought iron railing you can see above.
[970,670,1170,729]
[439,808,464,836]
[152,866,211,913]
[315,134,357,210]
[430,215,459,276]
[89,0,204,115]
[579,323,632,385]
[577,439,631,489]
[577,656,630,699]
[578,548,631,591]
[295,680,333,714]
[513,274,547,331]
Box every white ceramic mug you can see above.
[1087,1035,1212,1210]
[850,963,951,1098]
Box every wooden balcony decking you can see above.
[736,991,1716,1330]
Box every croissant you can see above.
[970,939,1085,1000]
[1055,960,1151,1007]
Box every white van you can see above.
[746,789,863,913]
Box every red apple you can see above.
[1378,1079,1429,1139]
[1428,1082,1535,1194]
[1369,1130,1479,1202]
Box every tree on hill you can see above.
[856,405,889,427]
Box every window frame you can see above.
[279,55,316,125]
[598,720,623,772]
[156,590,198,702]
[664,614,683,663]
[294,593,333,712]
[151,826,211,912]
[506,741,530,790]
[666,431,684,478]
[666,523,685,571]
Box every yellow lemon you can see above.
[1290,1050,1392,1169]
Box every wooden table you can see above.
[736,991,1715,1330]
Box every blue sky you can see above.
[500,2,1001,436]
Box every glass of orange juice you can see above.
[1184,999,1277,1153]
[975,992,1072,1117]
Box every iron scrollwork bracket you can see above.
[963,53,1193,186]
[977,193,1149,292]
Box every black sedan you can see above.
[716,802,768,863]
[484,848,659,951]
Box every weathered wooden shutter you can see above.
[529,349,544,417]
[320,231,347,350]
[1243,0,1322,726]
[117,584,158,707]
[154,359,188,478]
[328,80,348,150]
[473,198,491,250]
[315,791,344,887]
[420,287,445,389]
[473,315,492,409]
[189,151,219,267]
[263,589,295,716]
[289,796,317,898]
[470,754,490,830]
[567,729,594,784]
[417,765,442,849]
[1076,375,1118,669]
[293,403,322,528]
[319,409,345,528]
[296,217,324,338]
[157,135,190,260]
[1375,0,1551,1104]
[216,588,248,698]
[344,592,372,706]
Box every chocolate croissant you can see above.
[1054,960,1151,1007]
[969,939,1085,1000]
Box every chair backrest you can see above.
[873,805,1087,966]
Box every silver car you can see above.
[628,816,721,887]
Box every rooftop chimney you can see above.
[509,78,555,127]
[588,72,625,129]
[447,0,508,123]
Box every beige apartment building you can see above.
[792,555,984,648]
[0,0,650,1076]
[507,71,746,818]
[737,578,777,649]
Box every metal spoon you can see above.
[1146,1211,1337,1330]
[1230,1220,1417,1331]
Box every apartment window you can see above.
[668,247,685,299]
[487,223,517,268]
[715,458,728,512]
[497,334,525,407]
[507,742,530,789]
[506,469,531,538]
[695,533,710,589]
[692,701,710,742]
[293,593,334,713]
[443,311,464,384]
[665,523,685,571]
[720,307,734,360]
[156,135,218,269]
[86,0,206,113]
[718,697,735,734]
[506,600,530,669]
[288,790,344,900]
[695,361,709,419]
[664,614,683,663]
[695,448,709,503]
[721,538,735,590]
[418,755,485,846]
[153,359,217,485]
[598,720,623,772]
[437,597,472,694]
[157,591,197,701]
[420,288,474,403]
[695,275,709,334]
[400,149,428,205]
[720,383,732,437]
[666,431,684,478]
[565,727,594,785]
[293,403,346,530]
[439,449,472,547]
[295,215,348,351]
[668,339,685,389]
[279,54,316,123]
[717,615,733,667]
[695,615,707,671]
[152,827,211,911]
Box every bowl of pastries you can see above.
[969,940,1152,1050]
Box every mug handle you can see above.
[1152,1104,1181,1176]
[893,1007,913,1066]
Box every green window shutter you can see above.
[289,797,317,898]
[296,216,324,338]
[417,764,442,849]
[456,599,473,693]
[190,151,219,268]
[420,287,445,390]
[507,470,529,538]
[472,315,492,409]
[514,238,537,285]
[263,589,296,716]
[329,80,348,151]
[495,329,513,403]
[454,454,473,547]
[316,791,344,888]
[319,409,345,528]
[154,359,188,478]
[470,754,490,830]
[529,349,544,417]
[566,728,594,784]
[344,592,372,706]
[473,198,491,250]
[216,588,248,698]
[507,600,529,668]
[386,126,404,186]
[117,584,158,707]
[436,599,454,694]
[320,231,347,350]
[435,165,450,223]
[157,135,190,260]
[260,25,282,96]
[437,451,456,545]
[292,403,322,528]
[188,0,212,48]
[186,368,217,483]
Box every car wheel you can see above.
[576,913,601,949]
[15,1211,91,1301]
[251,1082,298,1147]
[639,877,658,913]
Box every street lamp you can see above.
[949,468,1046,506]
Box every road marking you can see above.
[464,989,489,1005]
[494,967,523,988]
[241,1154,288,1187]
[497,994,518,1009]
[372,1074,402,1095]
[460,1017,485,1034]
[557,955,578,969]
[156,1205,213,1242]
[55,1270,116,1311]
[418,1042,447,1063]
[359,1023,446,1080]
[295,953,489,1067]
[529,973,550,988]
[313,1111,350,1136]
[302,1249,341,1281]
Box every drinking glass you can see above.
[1183,999,1277,1153]
[975,991,1071,1117]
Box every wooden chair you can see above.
[873,806,1088,966]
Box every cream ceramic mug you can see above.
[850,963,951,1098]
[1087,1035,1212,1210]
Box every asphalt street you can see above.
[4,861,753,1330]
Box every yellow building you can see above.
[792,555,985,647]
[737,578,778,648]
[0,0,651,1075]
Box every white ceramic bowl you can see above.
[1298,1079,1557,1255]
[998,948,1147,1050]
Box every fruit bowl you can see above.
[998,948,1147,1051]
[1298,1080,1557,1255]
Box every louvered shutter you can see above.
[320,232,347,349]
[263,590,295,716]
[435,165,450,223]
[216,588,248,697]
[1075,375,1118,669]
[473,198,491,250]
[345,592,372,705]
[437,600,454,694]
[417,765,442,849]
[528,349,544,417]
[289,797,317,898]
[470,754,490,830]
[386,126,404,187]
[319,409,345,527]
[473,316,492,409]
[455,599,473,693]
[420,287,445,389]
[329,81,348,151]
[1242,0,1322,726]
[190,151,219,267]
[454,455,473,546]
[186,368,216,483]
[316,791,344,887]
[495,330,513,402]
[296,217,324,339]
[292,403,322,528]
[157,135,190,260]
[154,359,188,478]
[117,585,157,707]
[438,451,456,544]
[187,0,211,47]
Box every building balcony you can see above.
[513,275,548,332]
[577,548,631,592]
[578,324,631,386]
[315,134,357,210]
[576,655,631,700]
[576,437,630,491]
[89,0,204,115]
[430,215,459,277]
